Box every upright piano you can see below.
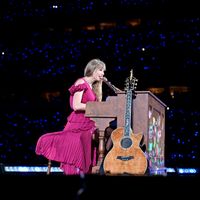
[85,91,167,175]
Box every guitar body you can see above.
[103,127,148,175]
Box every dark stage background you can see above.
[0,0,200,175]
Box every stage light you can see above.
[177,168,197,174]
[4,166,63,173]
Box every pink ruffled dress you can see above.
[35,78,97,175]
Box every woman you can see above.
[35,58,106,175]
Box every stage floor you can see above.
[1,173,199,199]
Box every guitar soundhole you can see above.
[121,138,133,148]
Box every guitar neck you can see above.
[124,89,133,137]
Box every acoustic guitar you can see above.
[103,69,148,175]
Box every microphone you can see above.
[102,77,122,94]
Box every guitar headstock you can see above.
[124,69,138,95]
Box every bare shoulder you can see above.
[74,78,84,86]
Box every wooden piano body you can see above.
[85,91,167,175]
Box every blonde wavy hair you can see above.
[84,59,106,102]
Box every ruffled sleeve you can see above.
[68,83,88,95]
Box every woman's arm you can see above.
[72,79,87,111]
